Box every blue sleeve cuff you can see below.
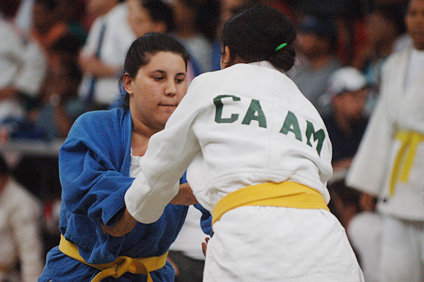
[194,204,213,237]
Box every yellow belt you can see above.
[212,181,329,225]
[59,235,168,282]
[389,131,424,195]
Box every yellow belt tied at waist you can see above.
[212,181,329,225]
[59,235,168,282]
[389,131,424,196]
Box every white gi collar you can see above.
[248,61,285,74]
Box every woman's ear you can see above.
[220,45,232,69]
[123,73,134,95]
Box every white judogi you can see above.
[78,3,135,105]
[0,178,43,282]
[126,61,364,281]
[347,47,424,282]
[0,15,47,120]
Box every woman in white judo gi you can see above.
[346,0,424,281]
[108,5,364,282]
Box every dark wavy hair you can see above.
[221,5,296,72]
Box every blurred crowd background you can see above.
[0,0,412,281]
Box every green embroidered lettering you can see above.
[241,99,267,128]
[280,111,302,141]
[214,95,240,123]
[305,121,325,155]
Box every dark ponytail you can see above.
[221,5,296,72]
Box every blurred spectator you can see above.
[322,67,369,172]
[30,0,68,59]
[327,177,382,282]
[14,0,87,44]
[217,0,256,34]
[107,0,200,107]
[49,32,84,68]
[210,0,294,72]
[295,0,370,17]
[287,15,342,116]
[0,12,47,124]
[14,0,35,32]
[78,0,131,110]
[34,59,84,140]
[348,192,382,282]
[347,0,424,281]
[171,0,213,73]
[125,0,199,82]
[55,0,88,43]
[194,0,220,42]
[3,59,85,260]
[0,0,21,18]
[353,3,406,95]
[327,178,361,233]
[9,58,83,198]
[0,154,44,282]
[127,0,173,38]
[211,0,256,71]
[1,55,83,141]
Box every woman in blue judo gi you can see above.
[39,32,198,282]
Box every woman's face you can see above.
[125,51,187,130]
[406,0,424,50]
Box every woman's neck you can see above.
[130,114,162,157]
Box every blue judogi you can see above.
[39,108,188,282]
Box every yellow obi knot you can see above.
[212,181,329,225]
[59,235,168,282]
[390,131,424,196]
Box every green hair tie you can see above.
[274,43,287,52]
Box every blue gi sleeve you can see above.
[194,204,213,237]
[59,111,135,262]
[60,112,133,226]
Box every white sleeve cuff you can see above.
[125,172,179,224]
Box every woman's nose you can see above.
[165,81,177,96]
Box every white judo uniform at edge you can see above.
[346,47,424,282]
[126,61,364,281]
[347,47,424,221]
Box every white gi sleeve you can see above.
[346,83,395,195]
[125,81,203,223]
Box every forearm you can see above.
[103,182,198,237]
[90,62,120,78]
